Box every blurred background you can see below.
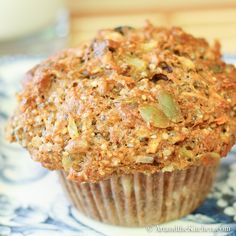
[0,0,236,56]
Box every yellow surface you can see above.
[67,0,236,54]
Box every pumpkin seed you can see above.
[146,139,159,153]
[142,40,157,51]
[162,165,174,172]
[197,152,220,159]
[157,90,182,123]
[207,152,220,158]
[68,116,79,139]
[225,65,232,74]
[179,147,194,159]
[211,64,222,73]
[178,56,195,70]
[139,104,170,128]
[135,155,154,164]
[126,57,146,70]
[62,156,73,171]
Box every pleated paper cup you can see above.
[59,163,219,227]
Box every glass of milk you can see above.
[0,0,68,55]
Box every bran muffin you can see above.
[7,22,236,226]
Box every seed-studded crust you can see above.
[7,22,236,183]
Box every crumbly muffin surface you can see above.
[7,23,236,182]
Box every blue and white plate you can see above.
[0,56,236,236]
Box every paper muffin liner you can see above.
[58,164,219,226]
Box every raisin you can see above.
[159,62,173,73]
[114,26,134,35]
[151,73,169,82]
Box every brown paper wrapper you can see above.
[59,164,219,226]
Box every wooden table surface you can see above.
[67,0,236,55]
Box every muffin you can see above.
[7,22,236,226]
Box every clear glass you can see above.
[0,0,69,56]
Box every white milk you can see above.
[0,0,64,41]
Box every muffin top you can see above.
[7,23,236,183]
